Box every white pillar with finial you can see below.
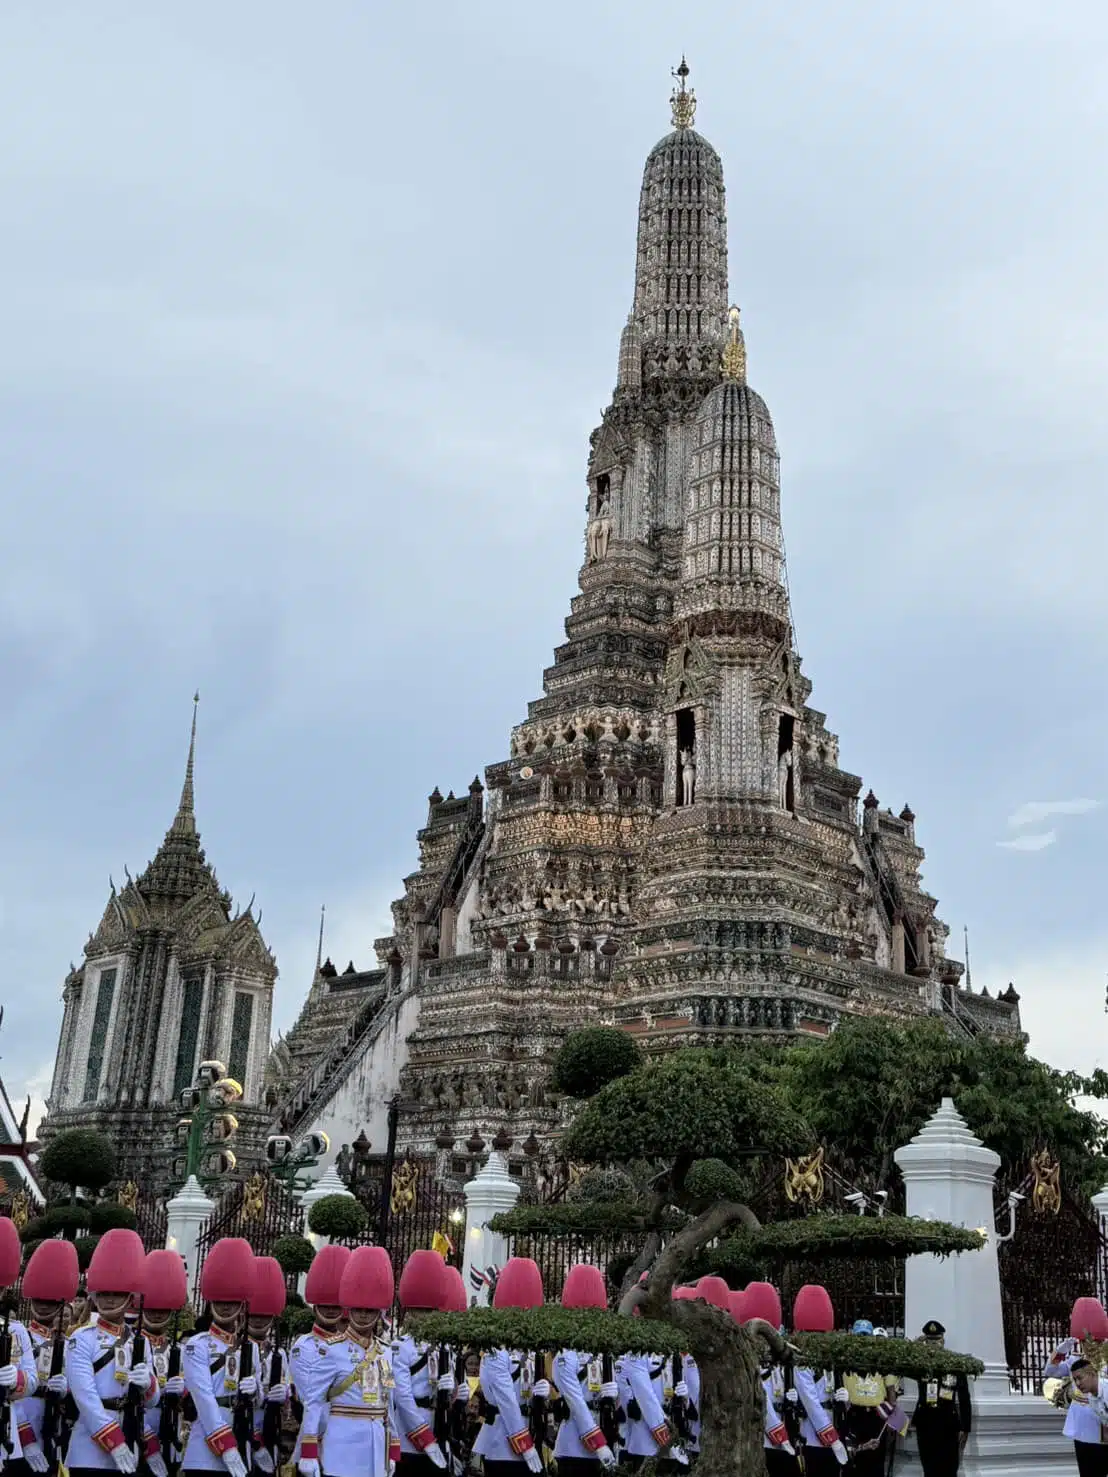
[165,1175,215,1293]
[462,1152,520,1307]
[894,1098,1070,1473]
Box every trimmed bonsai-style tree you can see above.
[40,1128,117,1201]
[272,1234,316,1278]
[306,1194,368,1240]
[416,1034,984,1477]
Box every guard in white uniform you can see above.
[551,1265,617,1475]
[13,1237,78,1474]
[298,1246,396,1477]
[180,1236,256,1477]
[65,1229,158,1477]
[391,1250,454,1476]
[473,1258,544,1477]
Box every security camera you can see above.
[197,1061,227,1087]
[302,1131,330,1159]
[266,1135,293,1163]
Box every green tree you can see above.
[770,1018,1108,1190]
[418,1035,982,1477]
[40,1129,117,1201]
[306,1194,367,1240]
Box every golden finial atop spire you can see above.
[670,56,696,130]
[721,304,747,383]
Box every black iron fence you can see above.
[193,1177,304,1299]
[344,1153,466,1269]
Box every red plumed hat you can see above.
[87,1228,146,1295]
[305,1244,352,1306]
[399,1250,447,1311]
[742,1282,782,1328]
[727,1289,747,1323]
[0,1219,21,1288]
[141,1250,188,1312]
[695,1276,731,1311]
[339,1247,394,1311]
[23,1239,80,1302]
[793,1284,835,1333]
[562,1263,607,1310]
[1071,1297,1108,1342]
[493,1257,544,1309]
[440,1264,468,1312]
[249,1257,287,1318]
[200,1238,256,1304]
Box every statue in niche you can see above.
[679,744,697,806]
[587,486,613,562]
[777,748,793,810]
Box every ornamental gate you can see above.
[994,1158,1108,1393]
[192,1174,304,1299]
[344,1152,466,1269]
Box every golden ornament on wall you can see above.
[118,1181,139,1212]
[1030,1149,1061,1215]
[9,1190,30,1230]
[784,1147,826,1206]
[242,1173,267,1223]
[390,1159,418,1215]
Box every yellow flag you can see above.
[432,1230,453,1258]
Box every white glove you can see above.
[531,1379,551,1399]
[46,1372,69,1395]
[673,1380,689,1398]
[23,1445,49,1475]
[299,1461,321,1477]
[426,1445,447,1470]
[237,1375,259,1398]
[523,1450,543,1474]
[254,1451,275,1474]
[388,1464,396,1477]
[163,1375,185,1397]
[147,1454,168,1477]
[265,1382,288,1403]
[0,1364,17,1389]
[128,1362,151,1389]
[437,1372,455,1393]
[782,1440,795,1456]
[835,1386,850,1404]
[223,1451,248,1477]
[670,1444,690,1468]
[596,1445,617,1469]
[110,1447,138,1475]
[832,1438,849,1466]
[599,1381,619,1400]
[785,1389,799,1403]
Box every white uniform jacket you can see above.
[473,1349,536,1464]
[552,1351,607,1461]
[298,1332,394,1477]
[65,1318,157,1470]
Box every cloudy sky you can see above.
[3,1,1107,1129]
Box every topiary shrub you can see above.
[307,1195,367,1240]
[279,1305,317,1340]
[40,1204,91,1237]
[683,1158,747,1210]
[73,1235,101,1270]
[568,1165,637,1204]
[41,1130,116,1199]
[273,1234,316,1276]
[87,1202,137,1234]
[551,1028,641,1100]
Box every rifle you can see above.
[232,1324,255,1460]
[158,1314,183,1477]
[123,1298,147,1454]
[448,1348,469,1453]
[260,1338,284,1462]
[598,1353,619,1451]
[432,1343,452,1453]
[0,1298,13,1456]
[41,1303,68,1468]
[781,1359,802,1452]
[528,1353,549,1457]
[669,1353,690,1443]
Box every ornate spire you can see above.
[171,692,199,838]
[720,304,747,383]
[670,57,696,130]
